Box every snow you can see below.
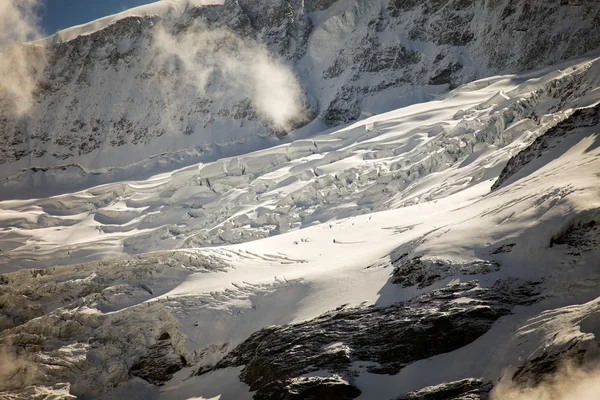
[3,54,597,270]
[1,49,600,398]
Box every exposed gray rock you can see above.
[428,63,463,88]
[550,213,600,251]
[511,342,588,388]
[490,243,516,255]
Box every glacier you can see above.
[1,0,600,399]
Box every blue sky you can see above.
[40,0,153,35]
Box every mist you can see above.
[0,0,46,116]
[0,343,37,391]
[152,21,310,133]
[491,361,600,400]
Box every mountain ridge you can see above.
[2,0,600,191]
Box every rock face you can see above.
[130,333,187,385]
[498,297,600,396]
[2,0,600,187]
[391,256,500,288]
[0,251,224,331]
[396,378,492,400]
[209,280,539,398]
[254,376,362,400]
[551,211,600,251]
[511,343,588,388]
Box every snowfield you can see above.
[1,1,600,399]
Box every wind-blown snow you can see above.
[152,20,308,132]
[0,0,46,116]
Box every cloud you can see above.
[0,0,46,116]
[491,361,600,400]
[152,20,310,133]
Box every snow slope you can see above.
[1,50,600,399]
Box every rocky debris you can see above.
[396,378,492,400]
[253,376,361,400]
[130,333,187,385]
[492,104,600,190]
[391,257,500,288]
[209,280,539,396]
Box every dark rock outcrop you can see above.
[550,215,600,252]
[490,243,516,255]
[208,280,539,398]
[511,343,586,388]
[129,333,187,385]
[392,257,500,288]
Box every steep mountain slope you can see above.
[2,1,600,399]
[1,0,600,191]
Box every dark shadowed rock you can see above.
[130,334,187,385]
[550,217,600,252]
[208,280,539,397]
[512,343,588,388]
[490,244,516,255]
[392,257,500,289]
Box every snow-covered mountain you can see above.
[1,1,600,399]
[2,0,600,194]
